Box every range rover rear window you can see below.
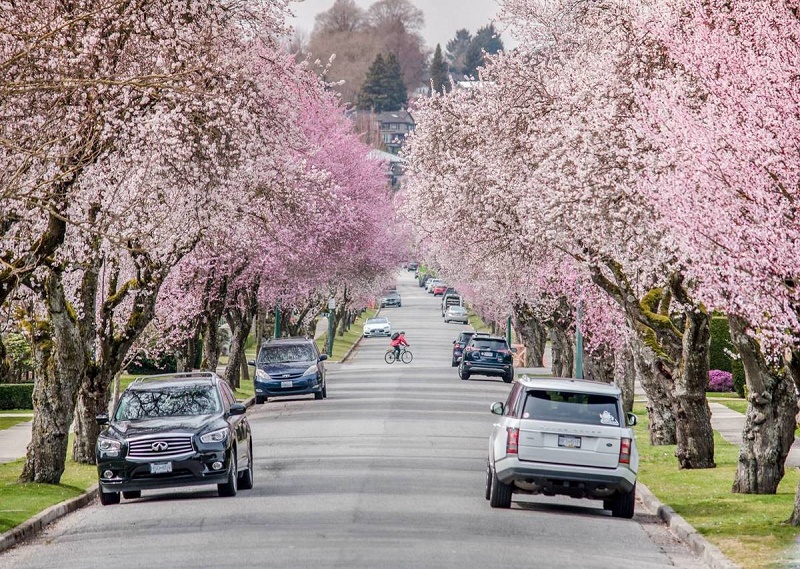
[522,390,620,426]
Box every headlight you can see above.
[200,428,228,444]
[255,369,271,381]
[303,365,318,377]
[98,437,121,457]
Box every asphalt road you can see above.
[0,271,709,569]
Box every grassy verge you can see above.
[0,416,31,431]
[633,403,799,568]
[467,310,492,333]
[715,399,748,414]
[0,409,33,415]
[0,436,96,535]
[316,309,378,362]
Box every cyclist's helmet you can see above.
[400,331,405,334]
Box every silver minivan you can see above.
[486,377,639,518]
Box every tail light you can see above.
[619,438,631,465]
[498,349,511,355]
[506,427,519,455]
[454,343,462,349]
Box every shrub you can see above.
[731,359,746,398]
[0,383,34,409]
[708,369,734,392]
[709,317,734,373]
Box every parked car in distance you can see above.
[441,293,462,315]
[425,278,443,293]
[452,330,477,366]
[432,283,448,296]
[250,337,327,403]
[407,262,418,272]
[363,316,392,337]
[444,305,469,324]
[381,291,402,308]
[459,333,515,382]
[486,377,638,518]
[95,371,254,505]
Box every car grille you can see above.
[128,435,194,460]
[272,371,304,380]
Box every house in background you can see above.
[351,109,415,156]
[369,148,405,189]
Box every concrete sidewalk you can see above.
[0,419,32,464]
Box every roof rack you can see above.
[132,371,220,384]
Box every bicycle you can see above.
[384,346,413,364]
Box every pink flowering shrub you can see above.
[708,370,734,393]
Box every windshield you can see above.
[115,385,221,420]
[367,318,388,324]
[258,344,316,364]
[523,390,620,426]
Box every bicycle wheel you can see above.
[384,351,396,364]
[401,350,413,364]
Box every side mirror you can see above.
[319,354,328,361]
[248,359,256,367]
[452,340,456,344]
[229,403,246,416]
[490,401,505,416]
[626,412,638,426]
[96,414,109,426]
[511,347,518,353]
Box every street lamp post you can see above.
[506,315,512,347]
[273,301,281,338]
[575,300,584,379]
[326,297,336,356]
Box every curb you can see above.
[339,307,380,364]
[0,484,99,555]
[637,482,740,569]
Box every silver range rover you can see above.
[486,377,639,518]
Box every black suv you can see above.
[250,337,327,403]
[451,330,476,367]
[459,334,515,382]
[95,372,253,505]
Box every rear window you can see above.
[522,390,620,426]
[458,332,475,342]
[470,339,508,351]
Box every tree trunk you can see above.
[224,305,255,390]
[673,306,715,469]
[583,344,615,384]
[0,333,9,383]
[201,318,221,371]
[786,348,800,525]
[20,272,85,483]
[72,367,110,464]
[512,301,547,366]
[616,340,636,416]
[549,326,574,378]
[629,334,677,445]
[730,315,796,493]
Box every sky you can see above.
[285,0,516,50]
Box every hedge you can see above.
[709,317,734,373]
[0,383,34,410]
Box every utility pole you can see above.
[575,300,584,379]
[506,315,512,347]
[274,301,281,338]
[327,297,336,356]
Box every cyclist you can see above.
[390,330,409,360]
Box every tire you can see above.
[459,366,470,381]
[484,461,492,500]
[238,442,254,490]
[451,358,458,367]
[218,453,238,497]
[502,372,513,383]
[100,490,120,506]
[255,395,265,404]
[322,382,327,398]
[401,350,413,364]
[384,351,396,364]
[610,484,636,519]
[314,390,323,400]
[489,466,512,508]
[122,490,141,500]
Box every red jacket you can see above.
[390,335,409,348]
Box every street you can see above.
[0,271,708,569]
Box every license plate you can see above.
[150,462,172,474]
[481,351,493,357]
[281,380,293,388]
[558,435,581,448]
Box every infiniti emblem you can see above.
[151,441,169,452]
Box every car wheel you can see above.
[99,490,120,506]
[314,389,323,400]
[459,366,470,381]
[122,490,141,500]
[238,442,254,490]
[610,484,636,519]
[489,466,512,508]
[451,358,458,367]
[502,372,513,383]
[322,381,328,398]
[218,453,238,497]
[255,395,265,404]
[484,461,492,500]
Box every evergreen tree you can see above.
[429,44,449,94]
[463,41,483,78]
[474,24,504,56]
[357,52,407,111]
[445,29,472,76]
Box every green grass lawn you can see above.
[0,437,96,535]
[0,409,33,416]
[633,403,800,568]
[0,416,31,431]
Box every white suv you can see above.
[486,377,639,518]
